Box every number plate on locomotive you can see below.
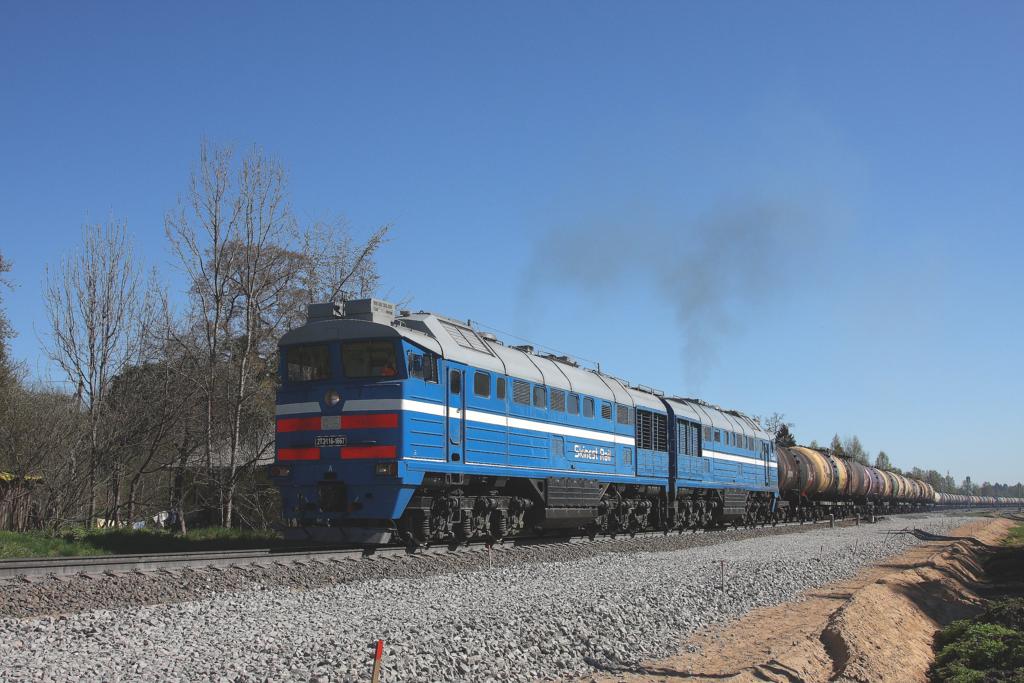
[314,435,347,447]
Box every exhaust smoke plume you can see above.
[524,200,821,388]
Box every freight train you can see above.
[271,300,1021,544]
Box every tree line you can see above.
[2,151,1019,532]
[760,413,1022,498]
[0,141,389,531]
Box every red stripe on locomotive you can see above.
[341,413,399,429]
[278,447,320,461]
[341,445,397,460]
[276,417,322,432]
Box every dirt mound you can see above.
[594,516,1013,683]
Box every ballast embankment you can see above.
[1,514,973,682]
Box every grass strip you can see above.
[0,526,284,559]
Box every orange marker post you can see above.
[371,639,385,683]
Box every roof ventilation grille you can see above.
[439,320,493,355]
[342,298,396,324]
[307,302,343,322]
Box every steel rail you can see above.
[0,517,870,580]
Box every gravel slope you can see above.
[0,521,879,619]
[0,514,971,682]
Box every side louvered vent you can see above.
[512,379,531,405]
[637,411,653,450]
[653,412,668,451]
[637,410,668,451]
[550,389,566,412]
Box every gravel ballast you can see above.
[0,514,974,682]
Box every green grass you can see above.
[1004,523,1024,548]
[0,526,285,559]
[0,530,111,558]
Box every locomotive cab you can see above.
[273,300,431,543]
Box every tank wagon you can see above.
[774,446,938,521]
[936,492,1020,508]
[271,300,1020,544]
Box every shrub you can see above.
[932,618,1024,682]
[981,598,1024,632]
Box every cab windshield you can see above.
[285,344,331,382]
[341,340,399,379]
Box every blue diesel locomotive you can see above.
[272,299,778,544]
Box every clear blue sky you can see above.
[2,3,1021,485]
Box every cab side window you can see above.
[406,351,439,383]
[423,353,439,383]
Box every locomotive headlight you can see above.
[375,462,397,477]
[324,389,341,406]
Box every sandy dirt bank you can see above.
[593,515,1014,683]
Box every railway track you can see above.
[0,517,879,580]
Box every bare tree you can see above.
[300,219,390,305]
[166,141,392,528]
[43,221,141,526]
[0,251,14,389]
[842,435,870,465]
[874,450,892,470]
[757,413,795,446]
[166,141,242,524]
[105,297,203,526]
[0,254,88,531]
[220,148,297,527]
[3,140,393,533]
[0,382,89,530]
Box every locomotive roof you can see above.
[663,397,772,440]
[281,302,738,416]
[403,312,665,409]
